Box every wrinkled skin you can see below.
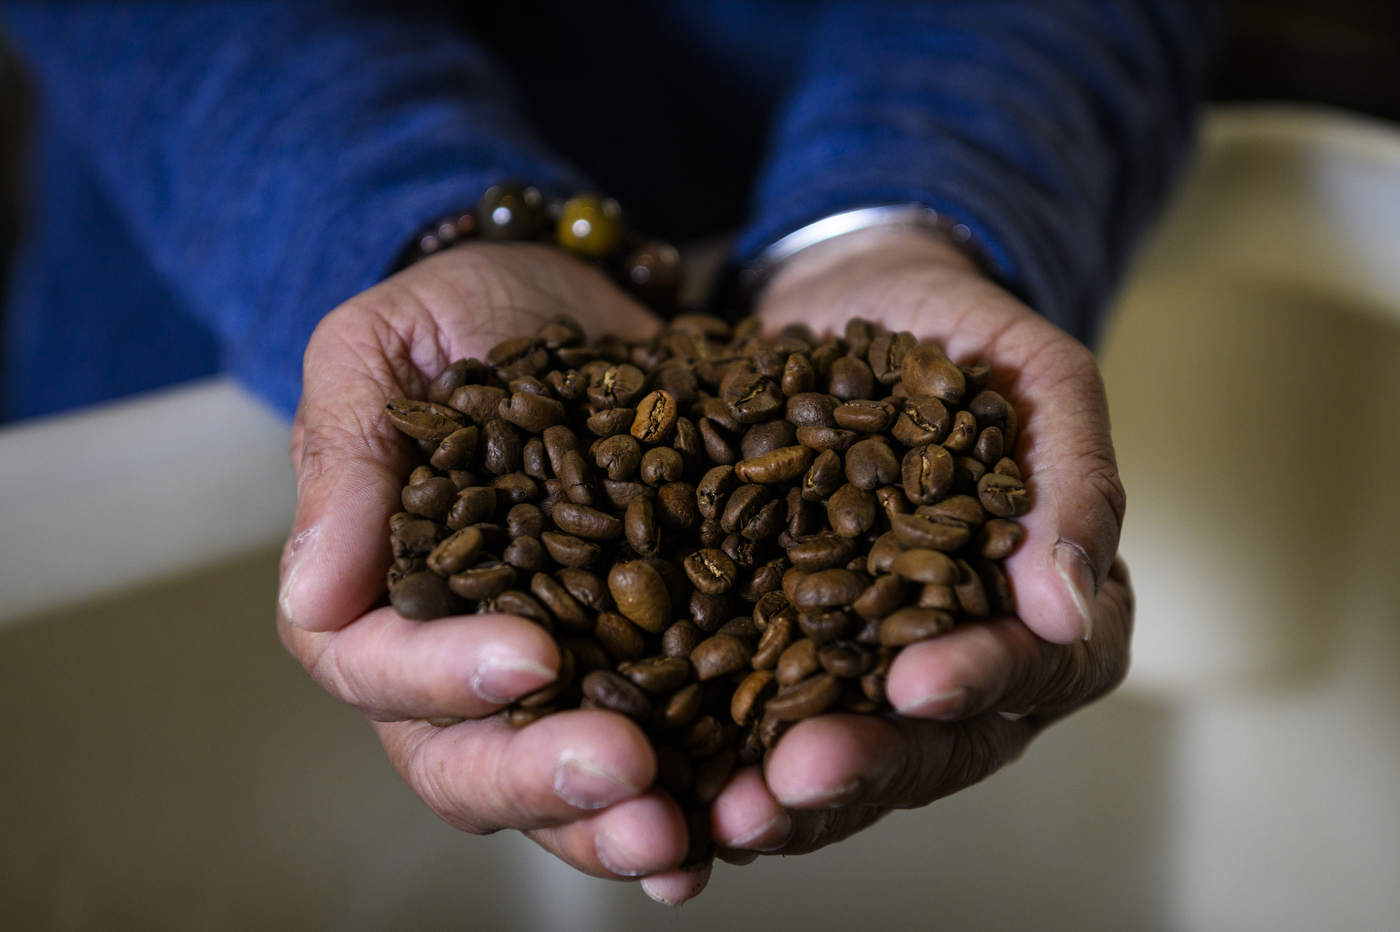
[276,231,1131,906]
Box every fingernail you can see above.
[278,527,318,628]
[1000,711,1028,721]
[1054,540,1097,641]
[729,810,793,851]
[895,687,968,720]
[554,754,641,810]
[596,833,659,877]
[471,656,556,704]
[778,777,862,809]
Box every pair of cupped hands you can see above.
[276,227,1132,905]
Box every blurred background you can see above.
[2,2,1399,930]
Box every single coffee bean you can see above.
[819,641,874,678]
[792,568,866,611]
[785,392,838,428]
[588,363,647,410]
[494,589,553,629]
[618,656,692,693]
[717,615,761,641]
[919,582,959,611]
[868,331,917,385]
[530,572,590,632]
[853,573,906,619]
[557,450,598,506]
[993,456,1022,480]
[540,531,601,567]
[551,502,623,540]
[503,535,547,572]
[681,714,727,760]
[955,455,987,491]
[845,438,901,490]
[974,518,1024,559]
[587,407,635,438]
[740,420,798,460]
[866,530,903,574]
[481,419,523,475]
[720,369,784,424]
[890,512,972,552]
[499,391,566,433]
[781,353,815,397]
[521,438,549,480]
[505,503,544,540]
[879,607,955,646]
[795,424,857,453]
[639,446,684,486]
[487,336,548,382]
[427,357,488,405]
[920,494,986,527]
[974,426,1005,464]
[828,356,875,400]
[655,482,701,532]
[689,590,733,632]
[801,449,845,502]
[402,477,457,522]
[426,526,484,576]
[430,426,480,470]
[765,672,842,721]
[900,343,965,403]
[798,609,857,644]
[695,395,745,433]
[449,384,510,426]
[593,611,646,661]
[943,409,978,453]
[741,499,785,541]
[690,635,754,680]
[828,483,878,539]
[608,560,672,633]
[541,425,580,475]
[953,558,990,618]
[751,612,796,670]
[489,473,538,507]
[786,532,858,571]
[582,670,651,721]
[834,399,897,432]
[594,433,641,480]
[741,558,788,602]
[889,548,961,584]
[384,398,466,441]
[721,483,770,534]
[775,638,819,686]
[632,390,679,444]
[730,670,777,726]
[672,415,703,460]
[659,682,704,730]
[696,465,737,520]
[735,445,815,485]
[902,443,956,506]
[978,472,1032,517]
[684,548,739,595]
[447,561,516,600]
[624,496,660,555]
[662,619,705,658]
[891,395,951,446]
[390,571,461,620]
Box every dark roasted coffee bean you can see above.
[798,609,857,644]
[792,568,865,610]
[593,611,646,661]
[840,436,896,489]
[659,682,704,730]
[494,589,553,629]
[624,495,660,554]
[853,573,906,619]
[784,392,838,428]
[879,607,954,645]
[428,358,489,405]
[430,426,480,470]
[481,419,523,475]
[551,502,623,540]
[955,455,987,492]
[503,535,546,572]
[557,450,598,506]
[766,672,842,721]
[974,426,1005,464]
[902,443,956,506]
[540,531,601,567]
[827,483,878,539]
[561,636,610,675]
[717,615,760,642]
[781,353,815,397]
[953,558,990,618]
[868,331,917,385]
[801,449,844,502]
[544,368,589,403]
[489,473,537,507]
[696,465,737,520]
[866,531,903,575]
[785,486,818,538]
[960,360,993,396]
[655,482,700,532]
[752,591,790,630]
[487,336,548,382]
[402,477,457,522]
[600,479,650,509]
[631,390,679,444]
[891,395,951,446]
[875,485,910,520]
[786,532,858,571]
[499,391,565,433]
[689,589,733,632]
[698,517,726,548]
[834,399,897,432]
[582,670,651,720]
[672,416,703,460]
[721,483,769,534]
[741,499,785,542]
[681,714,728,760]
[473,522,509,554]
[506,503,544,540]
[594,433,641,480]
[691,635,753,680]
[795,424,857,453]
[993,457,1022,481]
[448,469,483,490]
[530,572,590,632]
[663,619,705,658]
[740,420,798,460]
[828,355,874,400]
[586,407,635,438]
[588,363,647,410]
[557,567,610,611]
[522,438,549,480]
[900,343,965,403]
[775,638,819,687]
[736,445,815,485]
[409,465,437,487]
[426,526,484,576]
[385,398,466,442]
[943,409,978,453]
[541,425,580,475]
[618,656,692,693]
[721,532,761,570]
[448,561,516,600]
[974,518,1024,559]
[608,560,671,633]
[978,472,1031,517]
[640,446,684,486]
[752,612,796,670]
[391,571,461,620]
[819,641,874,678]
[698,417,739,464]
[720,369,783,424]
[891,512,972,552]
[684,548,739,595]
[448,384,510,426]
[920,494,986,527]
[730,670,777,726]
[740,558,788,602]
[889,548,961,584]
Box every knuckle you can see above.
[937,718,1016,797]
[403,737,501,836]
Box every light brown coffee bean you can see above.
[608,560,671,633]
[918,583,959,611]
[632,390,679,444]
[879,607,954,645]
[889,547,961,584]
[735,445,815,484]
[900,343,965,403]
[752,612,796,670]
[731,670,777,726]
[865,531,903,575]
[868,331,917,385]
[795,424,857,453]
[426,526,484,576]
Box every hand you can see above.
[703,228,1133,871]
[276,243,704,892]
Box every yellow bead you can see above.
[556,195,626,257]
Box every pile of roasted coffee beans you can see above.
[383,314,1029,865]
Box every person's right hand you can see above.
[275,243,703,891]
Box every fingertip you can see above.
[764,715,897,809]
[710,766,792,851]
[593,791,688,877]
[641,865,712,905]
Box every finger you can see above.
[525,790,688,879]
[762,712,1033,812]
[641,865,713,905]
[709,765,793,852]
[279,607,561,720]
[375,709,657,832]
[886,556,1134,721]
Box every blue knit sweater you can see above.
[0,1,1219,421]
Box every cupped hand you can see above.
[276,243,699,886]
[706,227,1133,865]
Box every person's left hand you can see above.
[671,227,1133,896]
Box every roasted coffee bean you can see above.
[785,392,838,428]
[544,369,590,404]
[741,558,788,602]
[588,363,647,410]
[741,499,785,542]
[902,443,956,506]
[587,407,635,438]
[798,609,857,644]
[751,612,796,670]
[530,572,590,632]
[781,353,816,396]
[730,670,777,726]
[640,446,684,486]
[795,424,857,453]
[654,744,694,795]
[918,583,959,611]
[540,531,600,567]
[428,358,488,405]
[889,548,960,584]
[448,561,516,600]
[693,748,738,805]
[698,517,726,548]
[891,395,951,446]
[541,425,580,474]
[739,420,797,460]
[499,391,565,433]
[955,455,987,492]
[735,445,814,486]
[555,567,610,612]
[619,656,692,694]
[875,486,910,521]
[550,502,623,540]
[900,343,965,403]
[690,590,733,632]
[449,384,510,426]
[868,331,917,385]
[974,426,1004,464]
[521,438,549,480]
[594,611,646,661]
[921,494,986,527]
[717,615,761,641]
[834,399,897,432]
[624,496,660,555]
[655,482,701,532]
[853,573,906,619]
[752,591,790,629]
[844,438,900,490]
[976,558,1016,615]
[631,390,679,444]
[684,548,739,595]
[994,456,1022,480]
[385,399,466,442]
[953,558,990,618]
[690,635,753,681]
[819,641,874,678]
[681,714,728,761]
[594,433,641,480]
[659,682,704,730]
[721,369,783,424]
[828,355,875,400]
[766,672,842,721]
[505,503,544,540]
[720,483,769,534]
[787,532,858,571]
[696,465,736,520]
[891,512,972,552]
[672,416,703,460]
[974,518,1024,559]
[791,568,865,611]
[608,560,671,633]
[827,483,878,539]
[480,419,522,476]
[866,530,903,575]
[503,535,546,572]
[557,450,598,506]
[494,589,553,629]
[599,479,650,509]
[582,670,651,720]
[663,619,705,658]
[402,477,457,522]
[978,472,1032,517]
[489,473,538,507]
[391,571,461,620]
[430,426,480,470]
[426,526,484,577]
[879,607,954,645]
[775,638,819,687]
[487,336,548,382]
[694,396,744,433]
[409,466,437,487]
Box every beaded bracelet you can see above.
[396,181,683,312]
